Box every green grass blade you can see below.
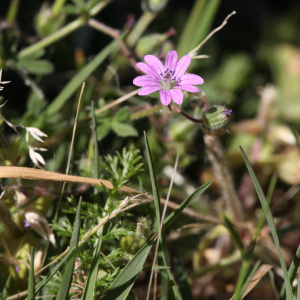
[177,0,221,57]
[279,243,300,299]
[144,132,181,299]
[239,145,293,300]
[223,216,245,253]
[44,34,124,116]
[237,260,261,298]
[28,247,35,299]
[143,132,162,230]
[233,259,251,300]
[164,180,213,229]
[1,275,11,300]
[81,233,103,299]
[91,100,100,182]
[57,197,82,300]
[100,241,153,300]
[253,174,277,243]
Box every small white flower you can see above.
[25,211,56,246]
[0,69,11,91]
[26,127,48,143]
[28,146,47,166]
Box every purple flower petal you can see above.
[160,90,171,105]
[133,75,158,87]
[136,62,161,81]
[174,55,191,78]
[138,85,162,95]
[144,55,164,76]
[164,50,177,72]
[176,84,199,92]
[24,219,30,228]
[180,74,204,85]
[170,89,183,105]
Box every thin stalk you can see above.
[126,11,157,47]
[6,0,19,23]
[233,259,251,300]
[204,134,243,222]
[18,17,87,58]
[18,0,111,58]
[52,0,67,16]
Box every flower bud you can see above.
[35,3,65,37]
[142,0,168,12]
[135,28,175,58]
[202,105,233,131]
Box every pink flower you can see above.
[133,50,204,106]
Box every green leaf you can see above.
[96,121,112,141]
[111,122,138,137]
[1,275,11,300]
[44,33,125,116]
[57,197,82,300]
[113,107,130,122]
[19,59,54,75]
[81,232,103,299]
[28,247,35,300]
[164,180,213,229]
[100,241,153,300]
[239,145,293,300]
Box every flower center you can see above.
[159,68,178,90]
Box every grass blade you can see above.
[28,247,35,299]
[100,241,153,300]
[239,145,293,300]
[144,132,181,300]
[279,243,300,299]
[57,197,82,300]
[253,174,277,243]
[177,0,221,57]
[164,180,213,229]
[1,275,11,300]
[81,233,103,299]
[44,34,124,116]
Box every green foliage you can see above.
[101,145,143,190]
[1,0,300,299]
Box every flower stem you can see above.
[126,11,157,47]
[52,0,67,16]
[18,17,87,58]
[171,105,204,123]
[204,134,243,222]
[18,0,112,58]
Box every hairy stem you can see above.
[204,134,243,222]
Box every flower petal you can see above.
[138,85,162,95]
[160,90,171,106]
[133,75,158,87]
[144,55,164,76]
[176,84,199,92]
[136,62,161,81]
[164,50,177,72]
[180,74,204,85]
[170,89,183,105]
[174,55,191,78]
